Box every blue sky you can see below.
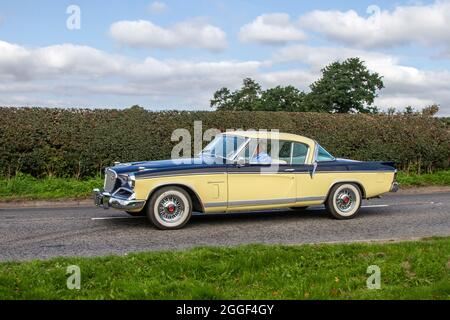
[1,0,450,115]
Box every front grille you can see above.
[104,169,117,193]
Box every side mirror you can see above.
[310,161,318,178]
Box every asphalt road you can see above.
[1,191,449,261]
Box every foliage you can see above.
[397,170,450,187]
[211,58,384,113]
[305,58,384,113]
[385,104,441,117]
[0,107,449,178]
[261,86,307,111]
[0,238,449,299]
[211,78,308,112]
[440,117,450,128]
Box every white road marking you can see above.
[91,216,145,220]
[361,204,389,208]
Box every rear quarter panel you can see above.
[298,171,395,200]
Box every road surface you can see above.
[1,191,449,261]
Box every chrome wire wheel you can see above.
[326,183,362,219]
[157,195,185,223]
[335,188,356,214]
[149,187,192,229]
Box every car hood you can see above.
[110,157,226,175]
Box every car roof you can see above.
[222,131,316,146]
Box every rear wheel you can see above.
[146,186,192,230]
[325,183,362,219]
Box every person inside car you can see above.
[251,143,272,164]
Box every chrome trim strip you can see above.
[226,170,394,174]
[204,202,227,208]
[135,170,394,180]
[136,172,227,179]
[296,196,325,202]
[204,196,325,208]
[228,198,297,207]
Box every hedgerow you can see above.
[0,107,449,178]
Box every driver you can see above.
[251,143,272,164]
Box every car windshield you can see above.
[201,134,247,160]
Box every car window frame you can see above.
[290,141,310,165]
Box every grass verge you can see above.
[397,170,450,187]
[0,170,449,202]
[0,237,449,299]
[0,174,102,201]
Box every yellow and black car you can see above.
[94,131,398,229]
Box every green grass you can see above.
[0,174,103,201]
[397,170,450,187]
[0,170,450,202]
[0,238,449,300]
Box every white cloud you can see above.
[0,40,259,108]
[299,1,450,49]
[148,1,167,14]
[109,19,227,52]
[239,13,306,45]
[273,44,450,114]
[1,39,450,115]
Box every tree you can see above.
[260,86,307,111]
[210,79,308,111]
[421,104,440,116]
[210,78,262,111]
[305,58,384,113]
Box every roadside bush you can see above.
[0,107,449,178]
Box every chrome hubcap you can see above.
[335,188,356,213]
[158,195,184,223]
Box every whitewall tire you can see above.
[147,187,192,230]
[325,183,362,219]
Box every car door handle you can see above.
[284,169,295,172]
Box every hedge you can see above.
[1,107,449,178]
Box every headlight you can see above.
[129,173,136,188]
[118,173,135,189]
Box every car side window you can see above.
[317,145,335,162]
[291,143,308,165]
[277,141,292,164]
[238,139,293,165]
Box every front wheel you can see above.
[146,186,192,230]
[325,183,362,219]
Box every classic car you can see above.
[93,131,398,230]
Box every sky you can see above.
[1,0,450,115]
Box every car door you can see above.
[288,142,318,202]
[226,139,297,211]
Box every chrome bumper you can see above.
[390,182,399,193]
[93,188,146,211]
